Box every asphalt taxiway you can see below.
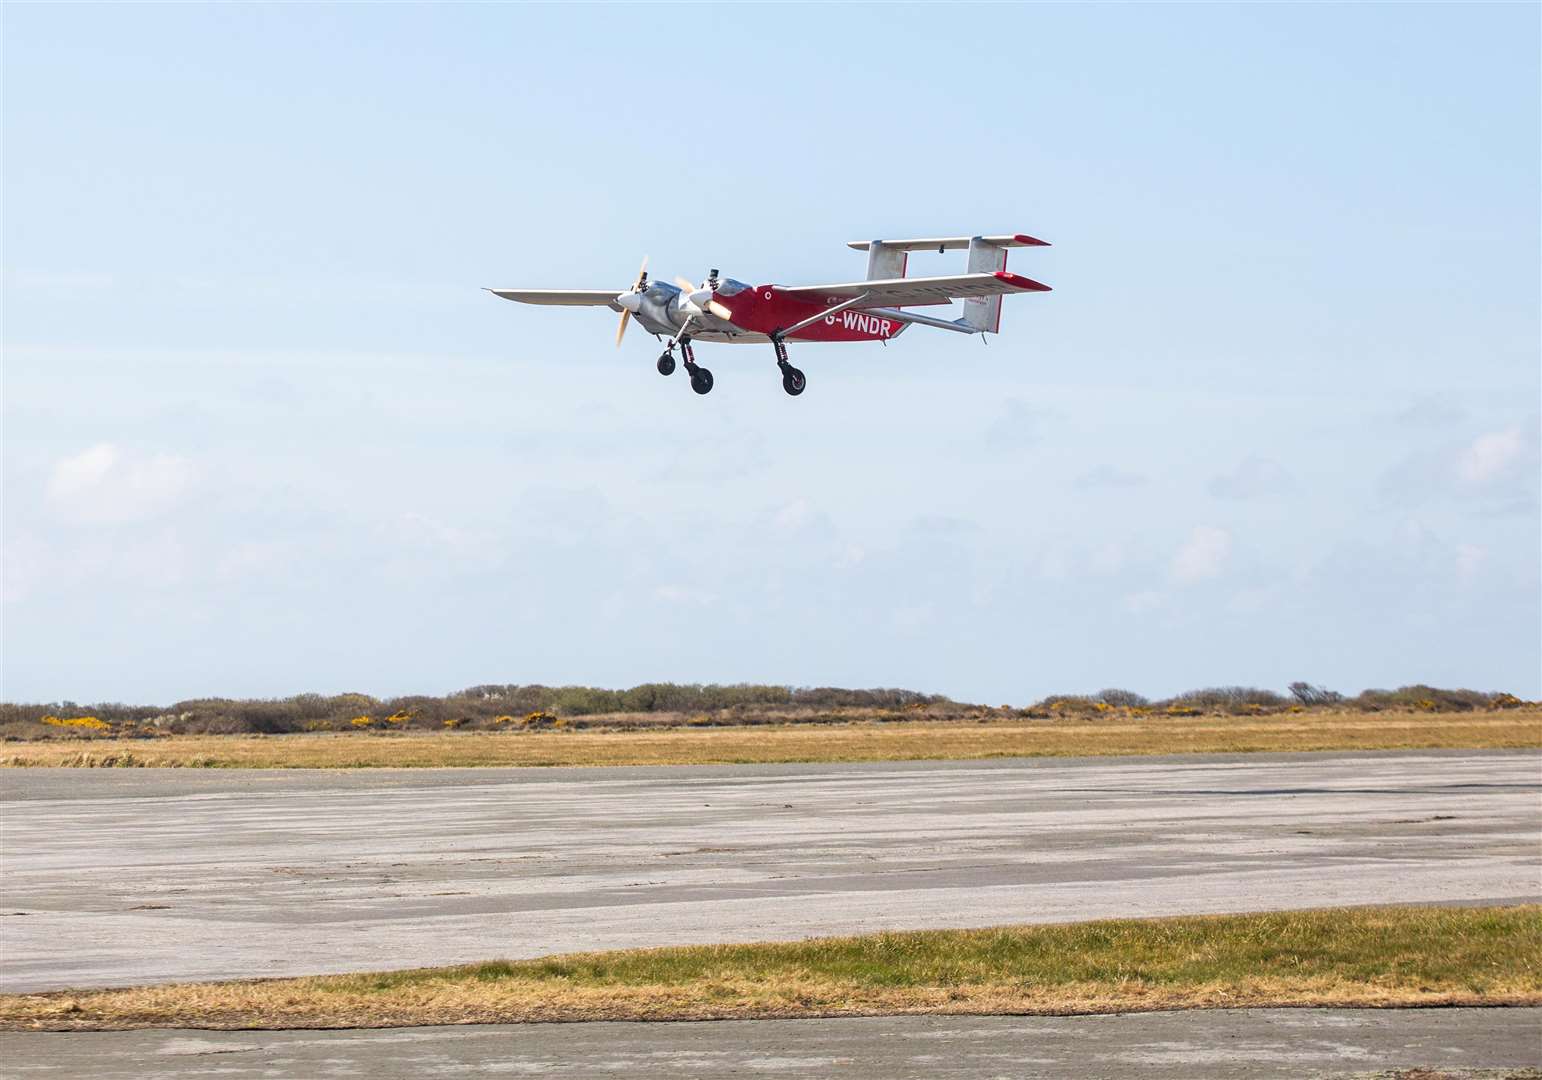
[3,1009,1539,1079]
[2,750,1538,992]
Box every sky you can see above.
[3,3,1538,706]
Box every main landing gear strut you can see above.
[772,334,806,396]
[658,335,806,398]
[658,337,713,395]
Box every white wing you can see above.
[486,289,622,311]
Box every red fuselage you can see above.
[715,285,919,342]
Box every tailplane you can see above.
[846,234,1050,332]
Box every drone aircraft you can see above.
[487,233,1052,396]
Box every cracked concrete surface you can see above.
[1,750,1538,992]
[2,1009,1538,1078]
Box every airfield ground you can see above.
[4,736,1538,1076]
[2,706,1536,768]
[3,750,1537,996]
[6,905,1537,1029]
[6,1009,1540,1079]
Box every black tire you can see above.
[690,367,714,395]
[782,366,806,396]
[657,354,676,376]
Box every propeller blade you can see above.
[615,308,631,347]
[636,255,649,288]
[673,276,732,322]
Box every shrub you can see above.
[42,715,111,731]
[1355,685,1490,712]
[1096,689,1150,708]
[1164,687,1286,711]
[1288,682,1344,706]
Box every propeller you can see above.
[674,275,734,322]
[614,256,649,347]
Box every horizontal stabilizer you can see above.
[847,234,1050,252]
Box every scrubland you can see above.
[1,705,1536,768]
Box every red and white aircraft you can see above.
[487,233,1051,396]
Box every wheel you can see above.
[781,365,806,396]
[657,353,676,376]
[690,367,714,395]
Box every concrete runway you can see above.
[2,750,1538,992]
[3,1009,1539,1079]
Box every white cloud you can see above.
[215,540,293,582]
[774,498,815,531]
[46,443,192,523]
[1208,456,1295,501]
[1455,543,1486,580]
[1456,428,1524,486]
[1172,526,1232,584]
[654,584,714,607]
[1076,464,1148,489]
[1123,589,1164,614]
[1087,542,1126,577]
[890,604,934,632]
[984,399,1056,453]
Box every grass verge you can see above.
[4,905,1538,1031]
[1,708,1537,768]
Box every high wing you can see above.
[773,271,1051,310]
[486,289,622,311]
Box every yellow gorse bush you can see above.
[41,715,111,731]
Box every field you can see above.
[2,707,1536,768]
[5,905,1536,1031]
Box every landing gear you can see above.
[772,334,806,397]
[657,352,676,376]
[680,337,712,395]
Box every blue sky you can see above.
[3,3,1538,704]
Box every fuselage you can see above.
[632,277,908,344]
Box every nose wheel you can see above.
[772,335,806,397]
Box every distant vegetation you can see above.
[0,681,1532,742]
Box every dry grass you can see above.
[0,708,1536,769]
[5,905,1537,1031]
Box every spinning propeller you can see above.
[614,258,734,347]
[675,276,734,323]
[614,256,649,347]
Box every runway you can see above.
[3,1009,1539,1079]
[2,750,1538,992]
